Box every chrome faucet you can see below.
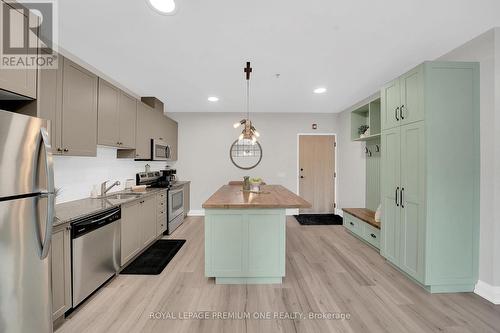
[100,180,121,197]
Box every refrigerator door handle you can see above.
[39,127,55,260]
[39,193,55,259]
[40,127,55,193]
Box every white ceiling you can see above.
[59,0,500,113]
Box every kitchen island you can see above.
[202,185,311,284]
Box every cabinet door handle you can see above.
[370,233,376,238]
[401,187,405,208]
[395,187,399,206]
[400,105,405,120]
[63,148,68,152]
[395,107,400,121]
[57,148,62,152]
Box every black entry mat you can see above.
[294,214,343,226]
[120,239,186,275]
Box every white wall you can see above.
[168,112,339,213]
[53,147,170,203]
[335,99,373,211]
[437,28,500,302]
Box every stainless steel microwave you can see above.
[151,139,171,161]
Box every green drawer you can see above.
[344,213,362,236]
[363,223,380,249]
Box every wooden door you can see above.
[97,78,120,147]
[61,58,98,156]
[380,127,401,265]
[120,202,141,266]
[0,4,37,98]
[118,92,137,149]
[399,121,425,282]
[298,135,335,214]
[400,65,424,125]
[141,196,157,247]
[381,78,401,130]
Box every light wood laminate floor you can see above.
[57,216,500,333]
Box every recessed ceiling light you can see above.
[208,96,219,102]
[146,0,177,15]
[314,87,327,94]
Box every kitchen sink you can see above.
[104,193,142,200]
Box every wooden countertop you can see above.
[342,208,380,229]
[202,185,312,209]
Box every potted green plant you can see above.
[358,125,369,138]
[250,177,263,192]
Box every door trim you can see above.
[296,133,338,215]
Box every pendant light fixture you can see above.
[233,62,260,144]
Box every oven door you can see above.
[151,139,170,161]
[168,187,184,220]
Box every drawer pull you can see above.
[349,222,354,226]
[370,233,377,238]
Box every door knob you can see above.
[300,176,304,179]
[300,168,304,171]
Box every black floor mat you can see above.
[294,214,343,225]
[120,239,186,275]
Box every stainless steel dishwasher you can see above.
[71,207,121,308]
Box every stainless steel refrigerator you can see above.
[0,110,55,333]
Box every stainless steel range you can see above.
[136,170,184,235]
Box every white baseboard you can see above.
[474,280,500,304]
[187,210,205,216]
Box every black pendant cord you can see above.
[244,61,252,121]
[246,80,250,120]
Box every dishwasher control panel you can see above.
[71,207,121,239]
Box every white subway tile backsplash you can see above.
[53,146,172,203]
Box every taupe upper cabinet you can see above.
[163,116,178,161]
[0,2,37,98]
[97,79,137,149]
[61,58,98,156]
[38,55,98,156]
[135,102,156,159]
[97,79,120,147]
[37,52,62,154]
[118,92,137,149]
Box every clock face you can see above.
[229,139,262,170]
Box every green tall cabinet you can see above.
[380,61,479,293]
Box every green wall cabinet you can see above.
[380,61,479,293]
[381,65,424,130]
